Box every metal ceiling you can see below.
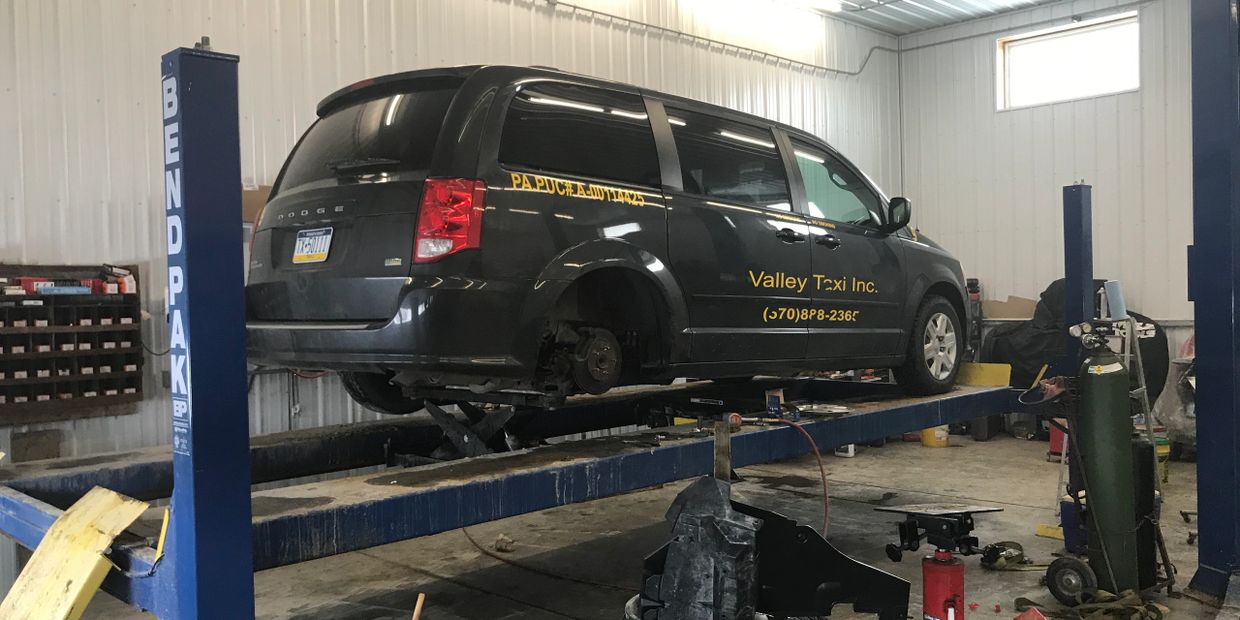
[830,0,1067,36]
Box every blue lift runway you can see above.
[0,379,1009,616]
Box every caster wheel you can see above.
[1046,556,1097,606]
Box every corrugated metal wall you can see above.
[899,0,1193,320]
[0,0,900,457]
[0,0,900,589]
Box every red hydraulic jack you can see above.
[876,504,1003,620]
[923,549,965,620]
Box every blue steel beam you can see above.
[1187,0,1240,601]
[1062,184,1093,368]
[0,384,1009,611]
[227,387,1014,570]
[160,48,255,619]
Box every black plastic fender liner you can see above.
[637,477,909,620]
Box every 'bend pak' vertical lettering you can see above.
[162,74,192,456]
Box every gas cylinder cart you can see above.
[1020,321,1176,606]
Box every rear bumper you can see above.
[246,280,535,378]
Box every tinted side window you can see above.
[792,139,882,227]
[499,83,660,187]
[667,109,790,212]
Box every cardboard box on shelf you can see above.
[242,185,273,223]
[981,295,1038,319]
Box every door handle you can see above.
[816,233,842,250]
[775,228,806,243]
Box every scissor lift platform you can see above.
[0,378,1010,613]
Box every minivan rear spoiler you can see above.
[316,66,481,117]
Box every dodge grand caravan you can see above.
[247,65,968,414]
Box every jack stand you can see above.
[878,504,1002,562]
[713,412,744,483]
[878,504,1002,620]
[387,402,517,466]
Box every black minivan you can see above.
[247,65,968,413]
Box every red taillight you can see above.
[249,201,267,249]
[413,178,487,263]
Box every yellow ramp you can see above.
[0,486,149,620]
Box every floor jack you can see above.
[627,411,911,620]
[878,504,1003,620]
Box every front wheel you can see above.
[893,295,962,395]
[340,371,425,415]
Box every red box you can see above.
[15,277,48,294]
[80,278,105,294]
[1049,417,1068,455]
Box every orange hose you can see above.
[773,418,830,535]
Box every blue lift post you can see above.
[1188,0,1240,601]
[1062,184,1093,368]
[160,48,256,617]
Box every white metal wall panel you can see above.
[0,0,899,451]
[899,0,1192,320]
[0,0,900,590]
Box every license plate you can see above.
[292,227,333,264]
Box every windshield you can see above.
[276,84,460,193]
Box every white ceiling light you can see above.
[809,0,844,12]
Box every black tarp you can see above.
[982,278,1168,404]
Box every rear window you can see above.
[276,85,460,192]
[667,109,791,212]
[499,83,660,187]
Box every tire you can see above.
[1045,556,1097,606]
[340,371,425,415]
[894,295,962,395]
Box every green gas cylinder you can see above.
[1077,347,1139,593]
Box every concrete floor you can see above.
[87,434,1217,619]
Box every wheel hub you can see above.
[584,339,618,381]
[922,312,957,381]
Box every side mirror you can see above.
[883,197,911,233]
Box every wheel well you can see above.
[551,268,670,374]
[924,282,967,326]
